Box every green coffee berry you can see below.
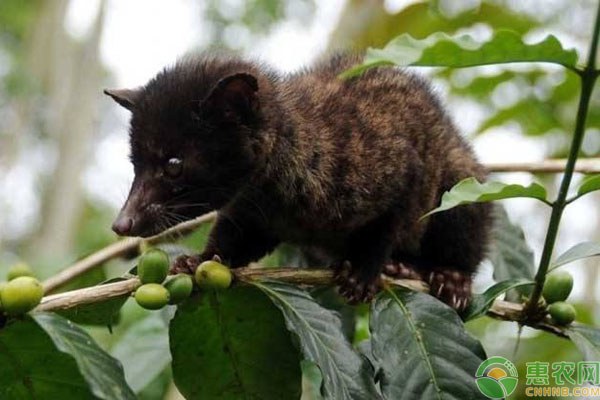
[543,271,573,304]
[138,249,169,284]
[7,262,35,281]
[135,283,169,310]
[165,274,194,304]
[195,261,232,290]
[548,301,576,325]
[0,277,43,316]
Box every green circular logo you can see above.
[475,356,519,399]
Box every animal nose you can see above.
[112,215,134,236]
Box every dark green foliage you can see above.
[310,287,357,341]
[111,312,171,393]
[170,286,302,399]
[0,313,134,400]
[370,290,486,400]
[254,281,380,400]
[489,206,536,302]
[0,316,97,399]
[33,313,136,399]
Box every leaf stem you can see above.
[525,1,600,319]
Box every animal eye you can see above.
[165,157,183,178]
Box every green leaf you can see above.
[488,206,536,302]
[253,281,380,400]
[0,316,96,399]
[357,340,377,372]
[576,175,600,197]
[57,295,126,326]
[342,1,536,51]
[33,312,135,400]
[170,286,302,400]
[310,287,357,341]
[111,312,170,393]
[423,177,548,218]
[57,278,128,326]
[567,325,600,361]
[341,30,578,78]
[551,242,600,270]
[463,278,534,321]
[371,290,486,400]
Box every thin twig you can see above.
[485,158,600,174]
[35,266,569,338]
[37,278,140,312]
[41,211,217,294]
[488,299,567,338]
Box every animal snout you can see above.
[112,214,135,236]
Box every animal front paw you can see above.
[169,253,223,276]
[426,268,472,311]
[169,254,202,275]
[333,260,382,304]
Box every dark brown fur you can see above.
[106,53,492,308]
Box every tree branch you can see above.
[487,299,567,338]
[36,266,568,338]
[37,278,139,312]
[484,158,600,174]
[485,158,600,174]
[41,211,217,294]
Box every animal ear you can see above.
[203,73,259,124]
[104,88,142,111]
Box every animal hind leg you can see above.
[401,202,492,310]
[383,260,421,280]
[334,213,400,304]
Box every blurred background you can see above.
[1,0,599,398]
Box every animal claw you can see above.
[436,283,444,297]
